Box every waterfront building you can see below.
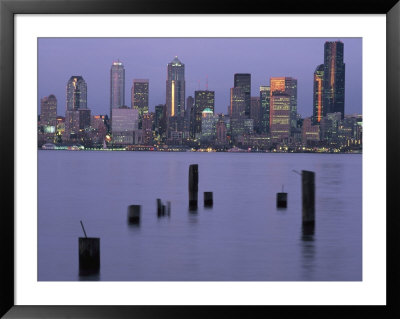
[312,64,325,125]
[40,94,57,130]
[230,87,246,138]
[131,79,149,129]
[234,73,251,117]
[302,117,320,145]
[201,108,215,141]
[320,112,341,143]
[66,76,87,111]
[194,90,215,136]
[166,56,185,118]
[110,60,125,123]
[270,77,297,130]
[65,108,91,140]
[323,41,345,119]
[215,115,228,145]
[111,106,138,145]
[186,95,195,137]
[250,96,260,133]
[259,86,271,134]
[270,94,291,142]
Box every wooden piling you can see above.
[127,205,141,224]
[302,170,315,225]
[167,201,171,216]
[204,192,213,207]
[189,164,199,210]
[276,192,287,208]
[79,237,100,275]
[157,199,162,217]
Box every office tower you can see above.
[216,116,228,145]
[154,104,167,137]
[111,106,138,145]
[320,112,342,143]
[313,64,325,125]
[66,76,87,111]
[142,112,154,145]
[110,60,125,121]
[270,77,297,130]
[259,86,271,134]
[230,87,246,138]
[201,108,215,141]
[186,95,194,136]
[270,94,291,141]
[40,94,57,129]
[131,79,149,129]
[65,108,91,139]
[250,96,260,133]
[194,90,215,136]
[323,41,345,119]
[166,56,185,118]
[234,73,251,117]
[302,117,320,145]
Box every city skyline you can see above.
[38,38,362,117]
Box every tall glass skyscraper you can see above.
[323,41,345,119]
[259,86,271,134]
[312,64,325,125]
[234,73,251,117]
[131,79,149,129]
[166,56,185,118]
[270,77,297,130]
[40,94,57,128]
[194,90,215,136]
[66,76,87,111]
[110,60,125,121]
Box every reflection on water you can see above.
[39,152,362,281]
[300,223,316,280]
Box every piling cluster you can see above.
[157,198,171,217]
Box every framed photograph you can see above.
[1,0,398,318]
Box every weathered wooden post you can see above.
[277,185,287,208]
[157,199,162,217]
[189,164,199,210]
[162,205,166,216]
[127,205,141,224]
[204,192,213,207]
[167,201,171,216]
[302,170,315,225]
[79,221,100,276]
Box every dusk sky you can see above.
[38,38,362,117]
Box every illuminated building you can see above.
[234,73,251,117]
[201,108,215,141]
[186,95,194,137]
[323,41,345,119]
[259,86,270,134]
[66,76,87,111]
[65,108,91,140]
[270,94,291,141]
[40,94,57,130]
[230,87,246,138]
[312,64,324,125]
[142,112,154,145]
[320,112,341,143]
[111,106,138,145]
[166,56,185,118]
[110,60,125,123]
[270,77,297,130]
[131,79,149,129]
[302,117,320,145]
[194,90,215,136]
[216,115,228,145]
[154,104,166,136]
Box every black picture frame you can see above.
[1,0,399,318]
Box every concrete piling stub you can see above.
[79,237,100,275]
[204,192,213,207]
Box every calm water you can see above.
[38,151,362,281]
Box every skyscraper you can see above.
[230,87,246,138]
[259,86,271,134]
[194,90,215,136]
[270,94,291,141]
[166,56,185,118]
[250,96,260,133]
[110,60,125,120]
[270,77,297,131]
[312,64,324,125]
[66,76,87,111]
[323,41,345,119]
[234,73,251,117]
[40,94,57,128]
[131,79,149,129]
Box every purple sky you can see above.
[38,38,362,117]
